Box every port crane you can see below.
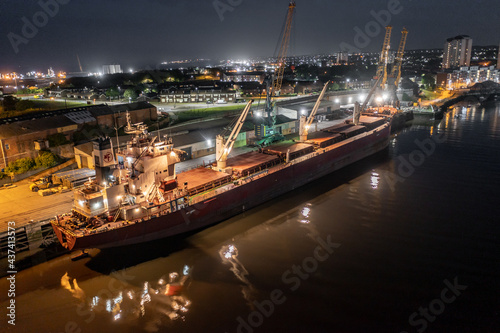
[387,27,409,107]
[216,100,254,170]
[299,82,329,141]
[263,1,296,129]
[272,1,296,97]
[374,26,393,91]
[360,26,393,113]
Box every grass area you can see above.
[174,104,247,124]
[420,89,440,100]
[0,100,90,119]
[31,100,89,109]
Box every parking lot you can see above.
[0,178,73,232]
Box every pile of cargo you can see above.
[52,168,96,189]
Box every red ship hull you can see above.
[52,123,391,250]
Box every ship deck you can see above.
[262,141,313,155]
[176,167,232,196]
[322,123,353,133]
[306,133,343,148]
[346,116,387,129]
[340,125,367,136]
[226,151,280,176]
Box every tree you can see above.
[123,88,138,100]
[2,96,19,111]
[401,77,420,96]
[295,64,319,80]
[105,87,120,99]
[47,133,69,147]
[422,74,436,90]
[330,82,340,91]
[141,73,154,84]
[35,151,59,168]
[5,157,36,174]
[15,87,43,95]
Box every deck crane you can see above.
[388,27,409,107]
[360,26,393,113]
[216,100,254,170]
[299,82,329,141]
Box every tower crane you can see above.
[216,100,254,170]
[299,82,329,141]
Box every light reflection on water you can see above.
[60,266,192,330]
[370,172,380,190]
[219,244,257,310]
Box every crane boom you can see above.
[374,26,392,90]
[272,1,296,96]
[390,27,408,88]
[360,76,382,112]
[299,82,329,141]
[361,26,393,111]
[216,100,254,170]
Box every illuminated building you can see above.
[102,64,123,75]
[443,35,473,69]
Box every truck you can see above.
[29,175,60,192]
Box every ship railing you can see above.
[289,152,319,165]
[189,181,239,205]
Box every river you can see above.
[1,102,499,333]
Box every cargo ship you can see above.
[51,100,391,251]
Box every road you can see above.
[420,90,455,106]
[0,179,74,232]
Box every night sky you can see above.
[1,0,499,73]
